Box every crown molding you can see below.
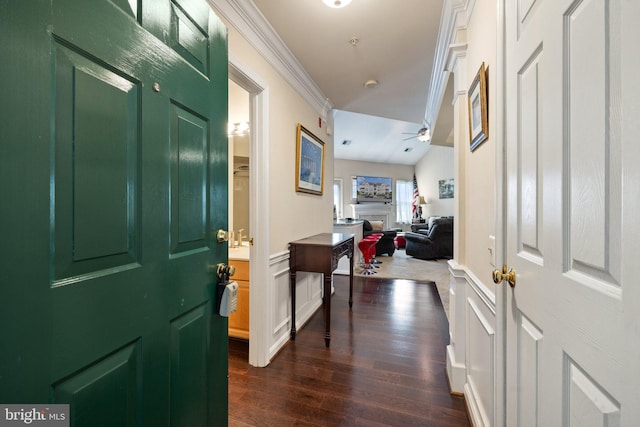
[424,0,475,131]
[208,0,332,117]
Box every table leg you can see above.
[324,273,332,347]
[290,270,297,340]
[348,253,354,309]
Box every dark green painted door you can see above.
[0,0,229,425]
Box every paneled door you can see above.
[0,0,229,425]
[503,0,640,425]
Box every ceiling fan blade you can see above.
[402,136,416,141]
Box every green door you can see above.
[0,0,229,425]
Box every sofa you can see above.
[405,217,453,260]
[362,220,398,256]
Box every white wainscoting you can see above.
[267,251,323,362]
[447,261,497,427]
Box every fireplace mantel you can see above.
[349,203,393,229]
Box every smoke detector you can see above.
[364,79,378,89]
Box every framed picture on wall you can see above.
[468,62,489,151]
[439,178,454,199]
[295,124,325,195]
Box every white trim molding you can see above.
[445,43,468,104]
[424,0,475,134]
[208,0,332,117]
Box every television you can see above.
[356,176,393,203]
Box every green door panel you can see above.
[0,1,229,425]
[53,342,140,426]
[52,41,141,282]
[170,304,209,426]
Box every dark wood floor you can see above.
[228,275,470,426]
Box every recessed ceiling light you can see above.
[323,0,352,8]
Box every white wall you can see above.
[463,0,497,279]
[414,145,455,218]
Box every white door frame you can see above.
[495,0,507,425]
[229,58,271,367]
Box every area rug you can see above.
[355,249,451,319]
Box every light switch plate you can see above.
[488,235,496,267]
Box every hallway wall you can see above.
[437,1,501,426]
[414,145,455,218]
[211,1,335,365]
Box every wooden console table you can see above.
[289,233,354,347]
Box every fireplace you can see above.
[349,204,393,229]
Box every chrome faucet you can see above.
[228,230,235,248]
[237,229,245,247]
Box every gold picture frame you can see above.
[468,62,489,151]
[295,124,325,195]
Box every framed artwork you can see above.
[468,62,489,151]
[438,178,454,199]
[295,124,325,195]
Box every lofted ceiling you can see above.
[250,0,451,165]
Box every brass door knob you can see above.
[216,229,229,243]
[216,263,235,279]
[492,265,516,287]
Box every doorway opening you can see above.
[228,62,270,367]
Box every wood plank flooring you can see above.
[228,275,470,426]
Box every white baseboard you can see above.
[446,344,466,393]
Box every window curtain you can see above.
[396,180,413,224]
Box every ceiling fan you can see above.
[401,124,431,142]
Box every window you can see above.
[351,176,357,200]
[396,180,413,224]
[333,179,343,219]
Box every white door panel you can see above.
[504,0,638,425]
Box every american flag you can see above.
[411,174,419,218]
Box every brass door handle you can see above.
[493,265,516,287]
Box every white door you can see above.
[503,0,640,425]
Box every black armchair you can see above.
[362,220,398,256]
[405,217,453,260]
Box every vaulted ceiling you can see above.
[225,0,454,165]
